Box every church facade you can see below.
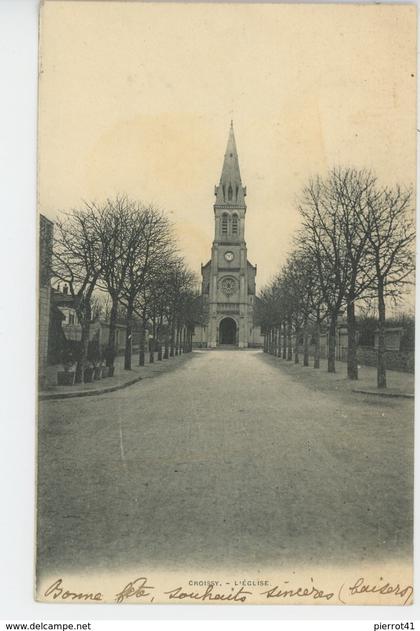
[193,123,263,348]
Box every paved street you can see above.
[37,349,413,576]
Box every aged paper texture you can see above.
[36,1,415,605]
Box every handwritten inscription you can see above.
[115,577,155,604]
[44,578,102,602]
[42,575,413,605]
[345,577,413,605]
[164,584,252,602]
[261,577,334,601]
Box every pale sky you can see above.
[38,1,416,289]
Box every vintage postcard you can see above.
[36,1,415,605]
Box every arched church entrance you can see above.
[219,317,237,346]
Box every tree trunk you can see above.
[282,321,287,359]
[149,318,156,363]
[314,318,321,369]
[164,330,169,359]
[175,325,180,355]
[303,320,309,367]
[170,319,175,357]
[106,298,118,368]
[287,319,293,361]
[124,302,133,370]
[327,314,337,373]
[277,326,282,357]
[138,319,146,366]
[75,305,91,384]
[377,279,387,389]
[294,325,299,364]
[346,298,358,380]
[157,320,163,360]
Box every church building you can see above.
[193,123,263,348]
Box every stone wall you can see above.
[299,344,414,373]
[356,346,414,373]
[39,215,54,387]
[39,286,51,386]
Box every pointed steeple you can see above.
[214,122,247,208]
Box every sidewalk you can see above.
[39,351,194,400]
[263,352,414,398]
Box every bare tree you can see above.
[257,280,283,355]
[281,252,317,366]
[52,203,107,383]
[359,184,415,388]
[97,196,147,371]
[134,258,171,366]
[298,175,351,372]
[163,258,198,357]
[144,263,175,363]
[119,205,174,369]
[260,168,414,387]
[327,168,378,380]
[301,251,327,369]
[181,288,203,352]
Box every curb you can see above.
[39,374,144,401]
[352,388,414,399]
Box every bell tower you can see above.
[213,120,247,245]
[199,122,257,348]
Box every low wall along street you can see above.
[355,346,414,374]
[299,345,414,374]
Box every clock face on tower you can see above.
[224,251,234,262]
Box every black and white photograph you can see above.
[36,1,415,605]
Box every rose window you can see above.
[221,277,237,296]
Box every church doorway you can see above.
[219,317,237,345]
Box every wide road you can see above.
[37,349,413,576]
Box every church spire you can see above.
[214,122,246,208]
